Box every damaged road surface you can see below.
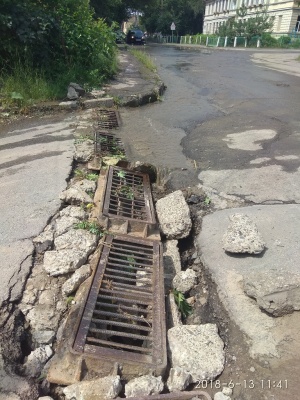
[1,46,300,400]
[0,115,75,311]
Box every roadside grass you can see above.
[129,48,157,73]
[0,63,65,108]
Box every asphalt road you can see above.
[120,46,300,202]
[119,46,300,400]
[0,115,74,308]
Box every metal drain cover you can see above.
[102,166,156,223]
[73,234,166,376]
[94,131,125,156]
[97,109,120,129]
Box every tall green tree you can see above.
[217,5,275,39]
[141,0,204,35]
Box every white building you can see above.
[203,0,300,36]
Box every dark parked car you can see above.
[126,29,145,45]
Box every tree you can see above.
[141,0,204,35]
[217,5,275,40]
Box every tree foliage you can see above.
[141,0,204,35]
[0,0,117,86]
[217,5,275,39]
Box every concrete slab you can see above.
[196,204,300,358]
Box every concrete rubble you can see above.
[166,293,182,329]
[63,375,122,400]
[167,324,225,382]
[60,182,94,205]
[172,269,197,294]
[156,190,192,239]
[23,345,53,378]
[244,269,300,316]
[125,375,164,398]
[33,230,54,254]
[222,213,265,254]
[163,240,182,290]
[43,229,97,276]
[62,264,91,296]
[167,367,192,392]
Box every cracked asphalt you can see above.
[0,115,75,307]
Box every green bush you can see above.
[260,32,278,48]
[278,35,291,47]
[0,0,117,105]
[290,38,300,48]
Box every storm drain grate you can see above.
[94,131,125,156]
[73,234,166,368]
[102,166,156,223]
[97,109,120,130]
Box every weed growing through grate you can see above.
[74,220,106,236]
[116,185,135,200]
[172,289,193,318]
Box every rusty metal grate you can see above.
[94,131,125,156]
[73,234,166,368]
[97,109,120,129]
[102,166,156,223]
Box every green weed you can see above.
[74,220,105,236]
[172,289,193,318]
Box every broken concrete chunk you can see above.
[172,269,197,294]
[69,82,86,97]
[74,140,94,163]
[74,178,96,193]
[163,240,181,290]
[156,190,192,239]
[168,324,225,383]
[54,228,97,254]
[33,230,54,253]
[23,346,53,378]
[63,375,122,400]
[222,387,233,396]
[214,392,231,400]
[67,86,79,100]
[60,186,93,205]
[26,304,60,333]
[167,367,192,392]
[222,213,265,254]
[244,270,300,316]
[125,375,164,398]
[166,293,182,329]
[60,205,86,219]
[38,397,54,400]
[55,215,81,237]
[43,249,87,276]
[62,264,91,296]
[32,330,56,346]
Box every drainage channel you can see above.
[97,109,120,130]
[73,234,167,375]
[102,166,156,224]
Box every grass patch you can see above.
[296,55,300,62]
[74,220,106,236]
[0,62,67,108]
[129,48,157,73]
